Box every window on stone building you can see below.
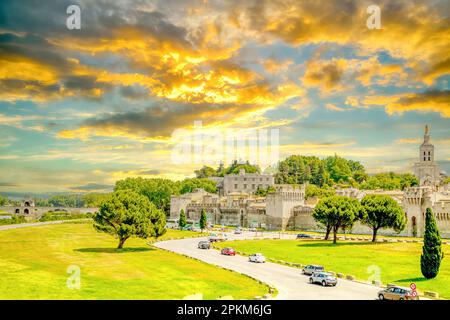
[234,184,237,189]
[424,157,426,161]
[428,157,430,161]
[428,151,431,155]
[244,184,247,188]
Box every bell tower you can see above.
[413,125,440,186]
[419,125,434,163]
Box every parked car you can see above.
[198,241,211,249]
[183,225,193,231]
[249,228,257,232]
[378,286,419,300]
[309,272,337,287]
[249,253,266,263]
[221,247,236,256]
[217,233,228,241]
[302,265,325,275]
[234,228,242,234]
[296,233,312,239]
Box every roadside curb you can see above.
[152,242,277,300]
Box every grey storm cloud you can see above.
[78,100,251,138]
[0,0,190,45]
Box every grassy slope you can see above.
[0,222,267,299]
[216,239,450,298]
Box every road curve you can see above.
[154,232,381,300]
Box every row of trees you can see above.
[178,209,208,233]
[312,194,405,243]
[276,154,418,190]
[114,177,217,215]
[194,160,261,178]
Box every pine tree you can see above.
[421,208,443,279]
[178,209,187,230]
[199,209,207,233]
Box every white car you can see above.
[249,253,266,263]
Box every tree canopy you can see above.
[360,172,418,190]
[93,190,166,249]
[312,195,362,243]
[275,155,366,187]
[360,194,406,242]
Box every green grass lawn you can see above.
[0,222,267,299]
[216,239,450,298]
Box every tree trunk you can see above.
[117,237,128,249]
[333,226,338,244]
[372,228,378,242]
[325,226,331,240]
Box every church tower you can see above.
[420,125,434,163]
[413,125,440,186]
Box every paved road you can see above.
[155,231,382,300]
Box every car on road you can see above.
[197,241,211,249]
[309,272,337,287]
[296,233,312,239]
[302,264,325,275]
[183,225,194,231]
[221,247,236,256]
[234,228,242,234]
[249,228,257,232]
[208,233,228,242]
[249,253,266,263]
[378,286,419,300]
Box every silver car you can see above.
[302,264,324,275]
[309,272,337,287]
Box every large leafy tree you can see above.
[93,190,166,249]
[312,196,361,244]
[305,184,336,199]
[115,177,179,214]
[421,208,444,279]
[199,209,207,233]
[178,209,187,230]
[360,195,406,242]
[194,166,216,178]
[360,172,419,190]
[179,178,217,194]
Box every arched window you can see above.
[15,209,20,214]
[24,208,29,214]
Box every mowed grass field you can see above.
[0,222,267,299]
[216,239,450,299]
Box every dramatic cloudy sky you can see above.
[0,0,449,193]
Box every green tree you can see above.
[305,184,336,199]
[93,190,166,249]
[179,209,187,230]
[421,208,444,279]
[115,177,179,215]
[179,178,217,194]
[0,194,7,206]
[360,195,406,242]
[194,166,217,178]
[199,209,207,233]
[312,196,361,244]
[225,160,260,175]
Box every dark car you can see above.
[198,241,211,249]
[296,233,313,239]
[302,264,325,275]
[221,247,236,256]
